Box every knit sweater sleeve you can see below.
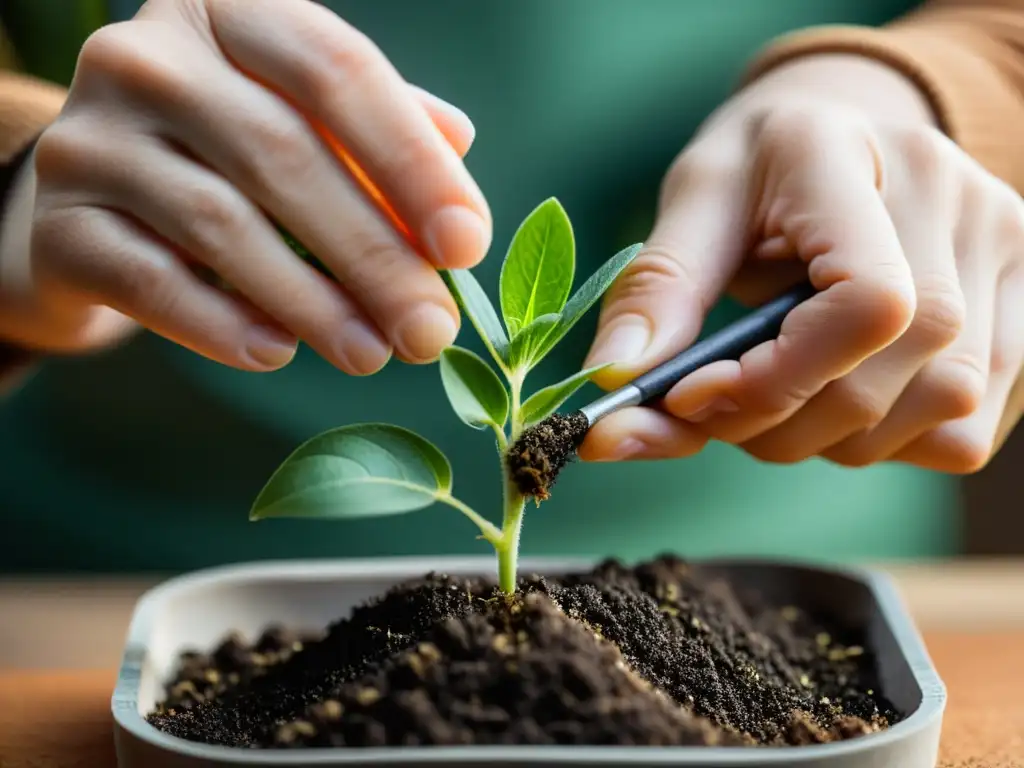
[745,0,1024,195]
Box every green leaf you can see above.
[277,224,332,278]
[498,198,575,337]
[439,346,509,430]
[506,313,560,372]
[520,364,612,425]
[442,269,509,368]
[250,424,452,520]
[532,242,642,363]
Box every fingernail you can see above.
[587,315,652,367]
[246,324,296,368]
[427,95,476,145]
[424,206,491,268]
[686,397,738,423]
[337,318,391,375]
[395,304,459,362]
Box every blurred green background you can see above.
[0,0,957,574]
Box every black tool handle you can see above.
[630,280,816,404]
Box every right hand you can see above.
[5,0,489,374]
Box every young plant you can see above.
[250,198,641,594]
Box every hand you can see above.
[0,0,489,373]
[580,54,1024,474]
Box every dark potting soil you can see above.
[147,556,897,749]
[507,411,589,500]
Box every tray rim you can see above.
[112,555,947,766]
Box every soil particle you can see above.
[270,593,746,748]
[506,411,589,500]
[148,556,897,749]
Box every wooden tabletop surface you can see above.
[1,560,1023,767]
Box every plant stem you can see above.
[497,477,526,593]
[496,370,527,594]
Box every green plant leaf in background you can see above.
[506,313,560,372]
[498,198,575,337]
[442,269,510,368]
[520,364,612,426]
[439,346,509,430]
[250,424,453,520]
[532,242,642,363]
[277,223,335,279]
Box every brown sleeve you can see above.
[744,0,1024,193]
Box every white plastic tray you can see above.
[112,557,946,767]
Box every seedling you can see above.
[250,198,641,594]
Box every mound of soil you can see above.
[147,556,896,748]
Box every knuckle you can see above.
[756,103,858,156]
[181,185,247,262]
[849,277,917,346]
[379,132,441,184]
[302,25,380,105]
[339,234,434,308]
[110,252,177,311]
[990,332,1023,377]
[829,379,888,428]
[617,245,702,302]
[757,105,824,148]
[241,118,318,193]
[997,185,1024,245]
[823,442,877,469]
[78,23,189,103]
[660,152,736,207]
[743,442,808,466]
[34,123,92,182]
[921,356,987,420]
[930,424,994,474]
[895,124,953,178]
[77,24,135,75]
[908,274,966,351]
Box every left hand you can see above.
[580,54,1024,474]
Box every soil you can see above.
[507,411,589,500]
[147,556,896,749]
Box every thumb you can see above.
[584,156,749,390]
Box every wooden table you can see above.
[2,560,1023,767]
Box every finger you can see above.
[38,124,393,375]
[410,85,475,157]
[890,268,1024,473]
[584,149,750,390]
[79,25,461,364]
[825,228,996,467]
[33,205,298,371]
[738,136,963,462]
[691,109,916,445]
[578,407,709,462]
[206,0,491,269]
[664,360,741,421]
